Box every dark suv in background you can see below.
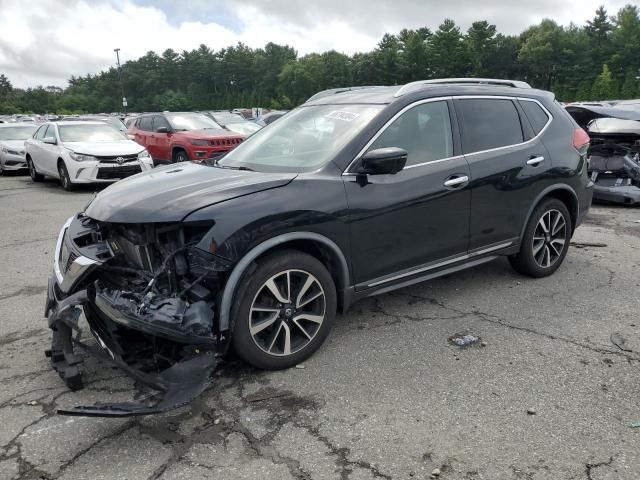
[46,78,593,416]
[128,112,244,163]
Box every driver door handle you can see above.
[443,175,469,188]
[527,155,545,166]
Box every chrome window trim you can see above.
[366,241,513,288]
[342,95,553,175]
[343,96,453,176]
[452,95,553,158]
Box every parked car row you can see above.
[0,108,289,188]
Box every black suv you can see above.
[46,79,593,416]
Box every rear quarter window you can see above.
[519,100,551,135]
[456,98,524,153]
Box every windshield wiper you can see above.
[213,158,254,171]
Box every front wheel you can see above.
[28,157,44,182]
[58,161,74,191]
[173,150,189,163]
[231,250,337,370]
[509,198,572,277]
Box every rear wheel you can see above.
[27,156,44,182]
[231,250,337,370]
[58,161,74,191]
[173,149,189,163]
[509,198,572,277]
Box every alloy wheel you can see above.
[28,159,36,179]
[532,209,567,268]
[249,269,326,357]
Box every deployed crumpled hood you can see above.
[85,161,296,223]
[64,141,145,156]
[566,105,640,128]
[588,117,640,135]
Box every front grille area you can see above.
[96,154,139,163]
[97,164,142,180]
[210,138,242,147]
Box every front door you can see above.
[343,99,472,287]
[152,115,172,161]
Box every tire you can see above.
[57,161,75,191]
[173,149,189,163]
[27,156,44,182]
[509,198,572,277]
[231,250,337,370]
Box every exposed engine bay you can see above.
[46,214,232,417]
[566,105,640,205]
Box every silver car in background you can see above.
[25,121,154,190]
[0,123,38,173]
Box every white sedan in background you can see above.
[0,123,38,173]
[25,121,154,190]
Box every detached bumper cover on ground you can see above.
[45,214,226,417]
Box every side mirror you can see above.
[156,126,170,133]
[43,136,57,145]
[360,147,408,175]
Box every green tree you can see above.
[591,64,618,99]
[428,19,470,77]
[465,21,498,77]
[620,70,639,98]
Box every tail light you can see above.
[573,128,590,155]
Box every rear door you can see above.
[454,96,552,252]
[135,116,156,158]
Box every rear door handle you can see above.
[527,156,545,166]
[443,175,469,188]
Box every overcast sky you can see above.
[0,0,630,88]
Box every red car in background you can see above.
[128,112,244,163]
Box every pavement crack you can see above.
[585,454,617,480]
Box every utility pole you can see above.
[114,48,127,115]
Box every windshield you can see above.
[59,124,127,142]
[167,113,221,131]
[213,112,245,124]
[218,104,384,173]
[226,122,262,136]
[0,126,38,140]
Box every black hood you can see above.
[85,162,296,223]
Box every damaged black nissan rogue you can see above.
[45,79,594,416]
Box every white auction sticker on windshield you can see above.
[325,111,360,122]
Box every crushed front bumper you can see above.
[45,215,221,417]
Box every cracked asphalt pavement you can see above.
[1,173,640,480]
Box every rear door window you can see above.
[519,100,551,135]
[456,99,524,154]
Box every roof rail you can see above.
[394,78,531,97]
[305,86,384,103]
